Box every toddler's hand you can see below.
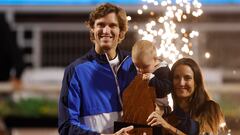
[142,73,153,80]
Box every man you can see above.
[0,13,25,90]
[58,3,137,135]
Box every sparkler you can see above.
[133,0,203,66]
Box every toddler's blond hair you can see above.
[132,40,157,64]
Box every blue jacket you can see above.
[58,48,137,135]
[167,106,199,135]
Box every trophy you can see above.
[114,75,162,135]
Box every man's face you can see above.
[91,13,121,53]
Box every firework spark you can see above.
[134,0,203,66]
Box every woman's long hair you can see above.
[170,58,225,134]
[197,100,225,134]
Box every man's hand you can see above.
[114,125,134,135]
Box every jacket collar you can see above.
[173,105,191,119]
[86,47,130,64]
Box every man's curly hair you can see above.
[86,3,128,43]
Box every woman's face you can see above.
[173,64,195,100]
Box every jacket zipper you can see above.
[105,53,129,108]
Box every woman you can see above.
[147,58,225,135]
